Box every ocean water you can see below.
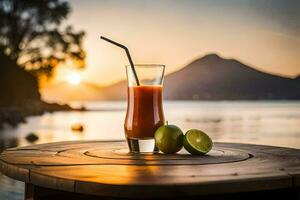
[0,101,300,199]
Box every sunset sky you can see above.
[54,0,300,86]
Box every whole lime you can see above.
[183,129,213,155]
[154,125,184,154]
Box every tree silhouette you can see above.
[0,0,85,77]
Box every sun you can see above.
[67,72,81,85]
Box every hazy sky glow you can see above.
[55,0,300,86]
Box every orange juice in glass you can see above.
[124,65,165,153]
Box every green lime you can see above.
[183,129,213,155]
[154,125,184,154]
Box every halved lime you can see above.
[183,129,213,155]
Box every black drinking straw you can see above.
[100,36,140,86]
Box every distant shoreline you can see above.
[0,101,84,129]
[70,99,300,111]
[2,100,299,129]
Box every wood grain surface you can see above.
[1,141,300,198]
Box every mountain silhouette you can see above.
[51,54,299,101]
[164,54,300,100]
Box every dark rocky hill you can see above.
[0,52,40,106]
[0,52,72,128]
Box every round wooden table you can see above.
[0,141,300,200]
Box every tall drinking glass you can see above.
[125,65,165,153]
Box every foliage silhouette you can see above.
[0,0,85,77]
